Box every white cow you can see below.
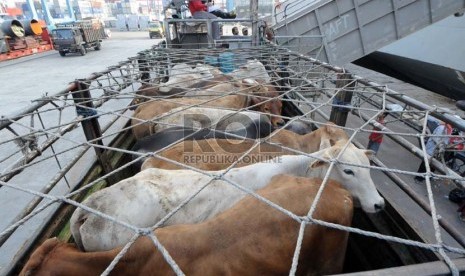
[150,106,270,132]
[70,142,384,252]
[183,79,264,98]
[228,59,271,83]
[158,63,216,94]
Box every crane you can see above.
[26,0,75,26]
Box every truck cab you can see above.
[51,20,103,56]
[52,27,86,56]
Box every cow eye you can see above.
[343,169,354,176]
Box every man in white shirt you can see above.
[415,121,453,182]
[204,0,236,19]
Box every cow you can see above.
[20,176,353,276]
[130,60,276,109]
[131,95,250,139]
[228,59,272,83]
[141,123,348,170]
[131,74,239,107]
[130,119,275,170]
[157,63,218,94]
[131,93,283,139]
[284,119,315,134]
[141,106,270,133]
[69,142,383,252]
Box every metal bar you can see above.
[0,112,124,249]
[352,108,465,188]
[250,0,259,46]
[367,153,465,249]
[338,257,465,275]
[1,58,135,132]
[271,60,465,248]
[165,18,253,24]
[280,49,465,132]
[2,118,133,276]
[206,19,213,47]
[0,82,76,130]
[329,72,355,126]
[354,77,465,132]
[71,80,118,184]
[0,120,79,183]
[0,147,88,247]
[36,111,71,188]
[138,52,150,82]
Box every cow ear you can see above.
[309,159,326,169]
[364,150,375,159]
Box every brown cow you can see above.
[131,74,236,107]
[20,175,353,276]
[141,123,348,170]
[131,83,283,139]
[131,94,249,139]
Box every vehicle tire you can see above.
[150,35,153,39]
[59,51,66,57]
[80,46,86,56]
[95,41,101,50]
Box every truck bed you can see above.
[1,42,464,275]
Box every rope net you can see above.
[0,43,464,275]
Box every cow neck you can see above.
[218,155,308,193]
[99,237,172,275]
[254,155,311,178]
[44,245,124,275]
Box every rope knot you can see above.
[138,228,153,236]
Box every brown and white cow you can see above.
[68,141,382,252]
[131,90,283,139]
[20,175,353,276]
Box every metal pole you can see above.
[250,0,259,46]
[26,0,39,19]
[65,0,75,21]
[329,71,355,126]
[284,86,465,248]
[352,108,465,187]
[206,19,213,47]
[367,153,465,249]
[138,52,151,82]
[280,50,465,132]
[40,0,54,26]
[71,80,118,184]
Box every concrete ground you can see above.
[0,31,161,115]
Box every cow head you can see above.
[250,97,284,127]
[20,238,65,276]
[308,142,385,213]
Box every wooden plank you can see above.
[339,258,465,275]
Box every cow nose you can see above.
[374,202,385,212]
[276,120,285,127]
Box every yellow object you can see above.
[30,22,43,35]
[11,24,25,37]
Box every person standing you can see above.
[367,113,388,155]
[206,0,236,19]
[188,0,220,41]
[415,121,453,182]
